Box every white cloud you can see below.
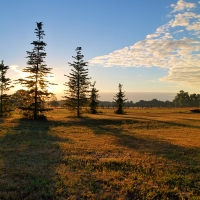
[170,0,196,13]
[146,33,160,39]
[187,22,200,31]
[89,0,200,88]
[9,65,22,74]
[174,29,184,33]
[160,62,200,87]
[9,65,30,79]
[170,13,190,27]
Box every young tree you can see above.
[89,81,99,114]
[64,47,90,117]
[113,83,127,114]
[0,60,13,117]
[16,22,55,119]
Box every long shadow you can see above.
[1,116,198,198]
[103,113,200,129]
[50,117,200,170]
[143,117,200,129]
[49,116,200,169]
[0,118,69,199]
[82,117,200,170]
[81,117,200,196]
[62,114,200,130]
[0,117,5,124]
[181,118,200,122]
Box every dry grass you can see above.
[0,108,200,199]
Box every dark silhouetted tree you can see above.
[189,93,200,107]
[0,60,13,117]
[16,22,56,119]
[173,90,200,108]
[113,83,127,114]
[89,81,99,114]
[11,89,31,109]
[64,47,90,117]
[173,90,190,107]
[134,99,174,108]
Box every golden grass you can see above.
[0,108,200,199]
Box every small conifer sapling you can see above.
[113,83,127,114]
[89,81,99,114]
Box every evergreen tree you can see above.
[113,83,127,114]
[0,60,13,117]
[64,47,90,117]
[89,81,99,114]
[16,22,55,119]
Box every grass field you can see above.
[0,108,200,199]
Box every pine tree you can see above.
[113,83,127,114]
[64,47,90,117]
[16,22,55,119]
[89,81,99,114]
[0,60,13,117]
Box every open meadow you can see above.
[0,108,200,199]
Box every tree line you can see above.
[49,92,200,109]
[0,22,200,119]
[97,99,174,108]
[97,91,200,108]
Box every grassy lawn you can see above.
[0,108,200,199]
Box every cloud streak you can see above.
[9,65,22,74]
[89,0,200,88]
[9,65,31,79]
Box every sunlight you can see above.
[9,65,58,94]
[9,65,30,79]
[20,71,31,79]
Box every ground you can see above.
[0,108,200,199]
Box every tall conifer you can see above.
[64,47,90,117]
[16,22,55,119]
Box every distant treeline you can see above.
[47,90,200,108]
[49,99,174,108]
[98,99,174,108]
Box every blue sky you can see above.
[1,0,200,101]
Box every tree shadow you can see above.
[82,117,200,170]
[0,117,5,124]
[68,116,200,198]
[181,118,200,122]
[44,115,200,176]
[104,113,200,129]
[1,115,199,198]
[144,116,200,129]
[0,118,69,199]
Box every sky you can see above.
[0,0,200,101]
